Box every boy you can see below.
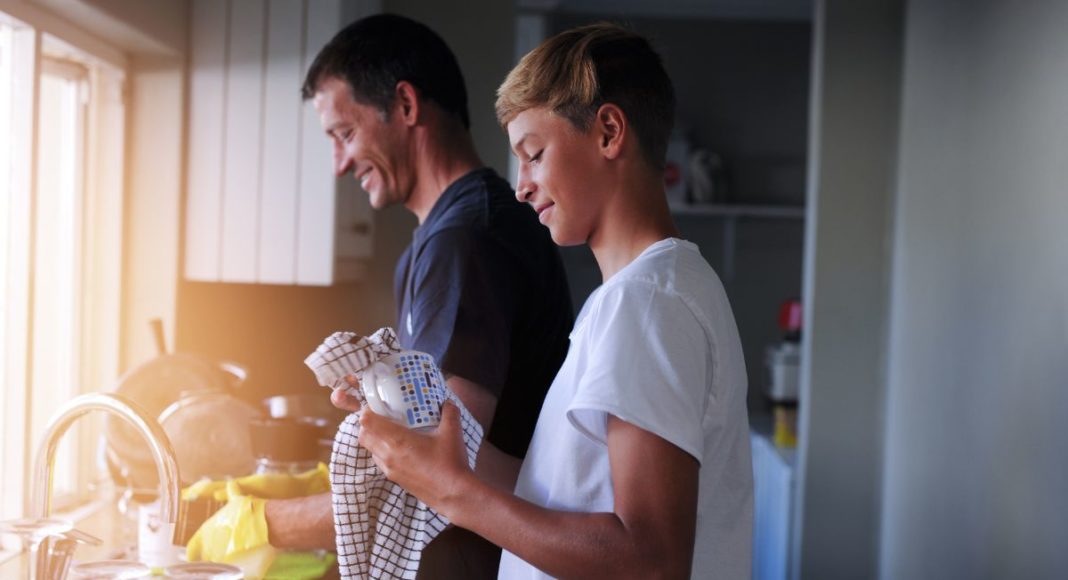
[353,23,753,579]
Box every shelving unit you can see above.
[669,202,805,219]
[669,202,806,282]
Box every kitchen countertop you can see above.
[0,498,134,577]
[0,496,340,578]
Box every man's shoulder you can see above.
[431,168,540,233]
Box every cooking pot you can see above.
[104,353,251,495]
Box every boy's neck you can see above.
[589,170,679,282]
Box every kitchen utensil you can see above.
[263,392,345,422]
[248,418,322,475]
[158,391,262,484]
[106,352,249,493]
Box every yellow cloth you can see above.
[184,463,331,579]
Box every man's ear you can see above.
[595,103,627,160]
[394,81,420,126]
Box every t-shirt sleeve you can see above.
[566,282,710,463]
[406,227,517,396]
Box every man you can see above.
[264,14,573,579]
[353,22,754,579]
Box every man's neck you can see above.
[404,125,484,224]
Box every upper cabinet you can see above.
[185,0,377,285]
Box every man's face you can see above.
[313,76,411,209]
[508,107,604,246]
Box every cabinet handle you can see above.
[351,222,371,235]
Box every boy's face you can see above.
[508,107,605,246]
[313,76,412,210]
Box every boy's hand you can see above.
[330,375,362,412]
[357,401,472,514]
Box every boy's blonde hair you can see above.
[496,22,675,169]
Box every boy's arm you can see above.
[360,404,699,579]
[266,373,518,550]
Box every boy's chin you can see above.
[548,229,586,247]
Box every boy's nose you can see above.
[515,168,535,202]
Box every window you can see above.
[0,11,125,524]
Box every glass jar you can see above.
[254,457,320,475]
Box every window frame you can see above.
[0,6,126,529]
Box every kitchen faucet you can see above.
[32,392,181,521]
[1,393,180,578]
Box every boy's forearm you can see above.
[444,477,680,580]
[473,440,523,492]
[265,493,336,550]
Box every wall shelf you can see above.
[669,202,806,220]
[669,202,806,282]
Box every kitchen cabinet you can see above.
[185,0,377,285]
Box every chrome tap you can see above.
[31,392,181,524]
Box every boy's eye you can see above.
[530,149,543,163]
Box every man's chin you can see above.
[367,192,391,210]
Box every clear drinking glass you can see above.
[0,517,74,580]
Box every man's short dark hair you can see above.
[302,14,470,129]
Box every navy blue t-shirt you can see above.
[394,168,572,458]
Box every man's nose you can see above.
[333,142,352,177]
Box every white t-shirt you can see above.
[497,238,753,580]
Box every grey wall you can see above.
[794,0,902,578]
[551,14,811,204]
[879,0,1068,577]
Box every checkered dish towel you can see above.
[304,328,484,579]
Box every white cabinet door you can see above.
[258,0,304,284]
[185,0,376,285]
[220,0,265,283]
[295,0,340,286]
[185,0,226,280]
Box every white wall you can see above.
[880,0,1068,577]
[793,0,902,577]
[122,54,185,369]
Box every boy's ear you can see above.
[595,103,627,160]
[394,81,420,126]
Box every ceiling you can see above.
[518,0,813,21]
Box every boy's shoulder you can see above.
[606,238,722,299]
[580,238,732,337]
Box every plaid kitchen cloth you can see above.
[304,327,402,395]
[305,328,484,579]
